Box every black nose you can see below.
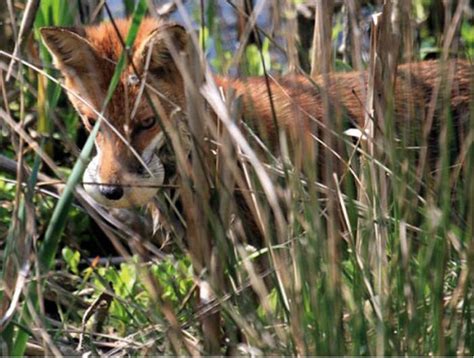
[99,185,124,201]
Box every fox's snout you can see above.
[83,149,165,208]
[98,184,124,201]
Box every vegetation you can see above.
[0,0,473,355]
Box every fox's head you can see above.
[40,18,187,208]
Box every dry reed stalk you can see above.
[358,10,383,355]
[170,3,224,352]
[310,0,334,77]
[311,0,344,353]
[185,36,222,356]
[283,0,300,73]
[5,0,39,80]
[357,1,406,355]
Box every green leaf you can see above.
[62,247,80,274]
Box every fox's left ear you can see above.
[40,27,107,111]
[134,23,188,74]
[40,27,104,76]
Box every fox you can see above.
[40,17,472,209]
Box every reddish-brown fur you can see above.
[217,61,471,148]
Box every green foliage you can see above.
[58,252,193,337]
[0,180,15,236]
[62,247,80,274]
[244,39,271,76]
[461,20,474,58]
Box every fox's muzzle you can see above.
[83,153,165,208]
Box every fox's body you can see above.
[41,18,472,208]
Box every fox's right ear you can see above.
[134,23,188,74]
[40,27,102,75]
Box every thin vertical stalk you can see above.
[310,0,334,77]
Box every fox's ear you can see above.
[40,27,103,75]
[40,27,106,111]
[134,23,188,74]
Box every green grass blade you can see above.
[10,2,148,354]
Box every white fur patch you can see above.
[82,147,165,208]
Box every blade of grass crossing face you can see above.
[104,0,147,105]
[11,3,148,354]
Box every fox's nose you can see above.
[99,184,124,201]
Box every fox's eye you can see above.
[154,66,166,77]
[84,116,96,128]
[138,117,156,130]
